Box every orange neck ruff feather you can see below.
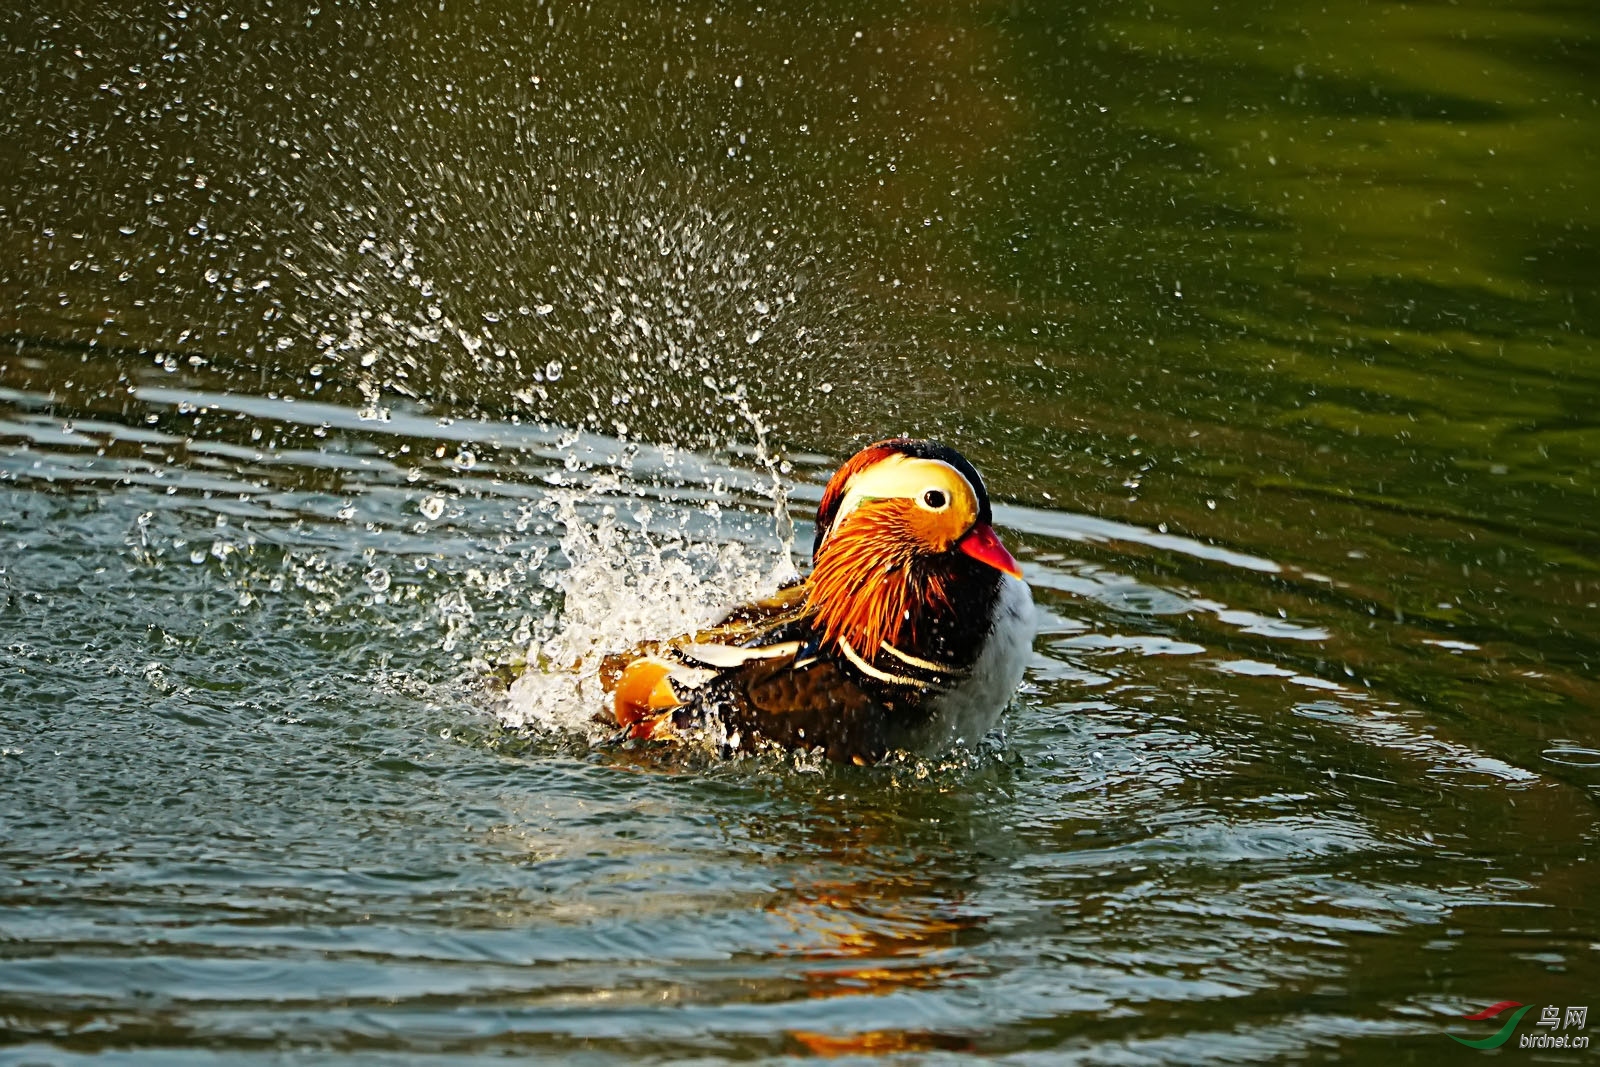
[804,501,954,659]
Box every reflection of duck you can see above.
[740,783,997,1057]
[602,438,1034,762]
[782,879,979,1059]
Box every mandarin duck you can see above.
[601,439,1034,763]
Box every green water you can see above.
[2,0,1596,1062]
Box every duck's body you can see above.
[601,439,1034,763]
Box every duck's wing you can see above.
[703,651,904,763]
[705,580,808,634]
[600,581,810,719]
[609,633,914,763]
[598,581,808,688]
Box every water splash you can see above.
[272,157,873,458]
[501,489,792,739]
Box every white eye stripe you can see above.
[824,455,975,543]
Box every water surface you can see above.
[2,0,1597,1062]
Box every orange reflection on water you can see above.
[760,799,990,1058]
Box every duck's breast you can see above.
[909,574,1034,753]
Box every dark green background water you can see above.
[2,0,1596,1062]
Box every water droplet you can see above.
[817,381,834,393]
[745,328,763,345]
[364,567,391,593]
[419,495,446,520]
[455,449,476,469]
[545,360,563,381]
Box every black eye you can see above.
[923,489,947,509]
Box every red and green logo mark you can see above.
[1450,1001,1533,1049]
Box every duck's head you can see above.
[805,438,1022,658]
